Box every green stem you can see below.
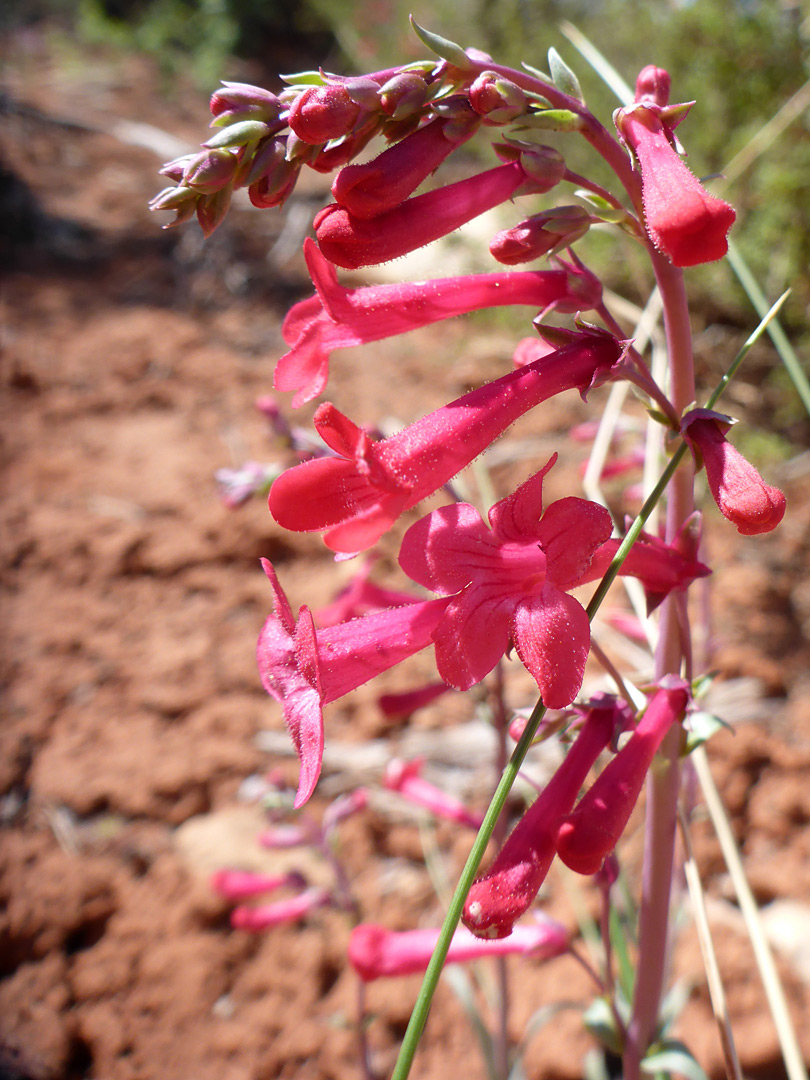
[390,695,549,1080]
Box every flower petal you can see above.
[432,586,516,689]
[535,497,612,588]
[512,585,590,708]
[398,502,496,593]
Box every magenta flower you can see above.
[210,868,303,901]
[331,113,479,219]
[398,456,613,706]
[615,67,735,267]
[231,886,331,931]
[377,681,452,718]
[681,409,786,535]
[384,758,484,830]
[256,559,450,806]
[275,239,602,406]
[268,328,624,552]
[579,526,711,612]
[348,917,568,981]
[554,680,690,875]
[463,698,632,938]
[314,159,539,269]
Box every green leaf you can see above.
[641,1040,710,1080]
[409,17,473,70]
[548,47,584,103]
[279,70,324,86]
[559,21,634,106]
[583,997,624,1056]
[516,108,583,132]
[682,711,731,755]
[521,61,551,83]
[691,671,718,700]
[204,120,268,149]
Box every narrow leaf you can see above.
[641,1041,710,1080]
[548,47,584,103]
[409,17,473,70]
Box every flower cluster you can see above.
[158,29,789,1041]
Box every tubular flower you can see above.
[398,456,613,706]
[554,680,690,875]
[349,917,568,981]
[256,560,450,806]
[268,328,624,553]
[315,159,541,269]
[275,239,603,406]
[462,697,633,938]
[231,887,331,931]
[210,869,303,901]
[331,112,479,219]
[384,758,484,829]
[681,409,786,535]
[614,66,735,267]
[579,525,712,613]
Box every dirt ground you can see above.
[2,28,810,1080]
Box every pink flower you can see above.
[578,526,711,612]
[275,239,602,406]
[377,681,452,718]
[463,698,632,938]
[398,456,613,706]
[384,758,484,830]
[314,160,538,269]
[268,328,624,553]
[681,409,786,535]
[348,917,568,981]
[231,887,331,931]
[256,560,450,806]
[614,68,735,267]
[331,113,479,219]
[210,868,302,901]
[554,680,690,875]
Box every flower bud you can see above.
[378,71,429,119]
[490,206,593,264]
[681,409,786,534]
[210,81,284,123]
[634,65,671,107]
[182,149,238,194]
[159,153,195,183]
[288,83,361,144]
[245,139,299,209]
[469,71,528,123]
[203,119,272,150]
[196,185,232,237]
[149,184,200,229]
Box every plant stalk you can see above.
[623,254,695,1080]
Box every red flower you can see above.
[615,67,735,267]
[681,409,786,534]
